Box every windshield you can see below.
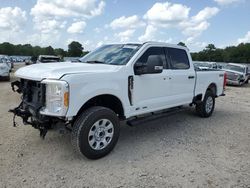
[225,64,245,73]
[79,44,141,65]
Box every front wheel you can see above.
[71,106,120,159]
[195,90,215,118]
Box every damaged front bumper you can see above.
[9,79,68,138]
[9,101,53,138]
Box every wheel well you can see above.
[77,94,125,119]
[193,83,217,103]
[194,94,202,102]
[207,83,217,96]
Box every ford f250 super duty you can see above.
[10,42,226,159]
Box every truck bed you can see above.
[195,70,225,98]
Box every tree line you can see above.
[0,41,89,59]
[1,41,250,63]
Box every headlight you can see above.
[40,79,69,116]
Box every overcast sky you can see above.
[0,0,249,52]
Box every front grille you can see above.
[20,79,46,111]
[226,72,239,81]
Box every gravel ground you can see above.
[0,65,250,188]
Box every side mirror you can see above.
[134,62,147,75]
[146,55,163,74]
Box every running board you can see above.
[126,106,185,127]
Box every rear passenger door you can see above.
[165,47,195,105]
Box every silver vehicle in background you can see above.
[223,63,249,85]
[193,61,219,70]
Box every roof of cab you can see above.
[101,41,189,51]
[142,41,189,51]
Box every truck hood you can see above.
[224,69,244,76]
[15,62,121,81]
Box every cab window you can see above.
[166,48,190,69]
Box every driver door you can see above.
[132,47,172,115]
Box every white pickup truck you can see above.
[10,42,226,159]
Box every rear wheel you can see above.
[196,90,215,118]
[71,106,120,159]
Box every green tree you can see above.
[68,41,83,57]
[202,44,217,61]
[44,46,55,55]
[22,44,33,56]
[32,46,43,57]
[54,48,67,57]
[205,44,216,51]
[0,42,14,55]
[82,51,90,57]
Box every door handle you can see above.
[188,75,195,79]
[163,77,171,80]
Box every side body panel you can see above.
[195,70,225,99]
[166,69,195,105]
[61,42,225,119]
[62,69,131,118]
[126,43,196,117]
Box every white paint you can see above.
[15,42,225,119]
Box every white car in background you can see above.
[0,55,13,71]
[0,58,11,81]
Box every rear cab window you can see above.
[165,47,190,69]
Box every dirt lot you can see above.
[0,65,250,188]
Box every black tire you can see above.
[71,106,120,159]
[195,90,215,118]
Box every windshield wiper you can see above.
[86,60,106,64]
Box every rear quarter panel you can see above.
[195,70,225,99]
